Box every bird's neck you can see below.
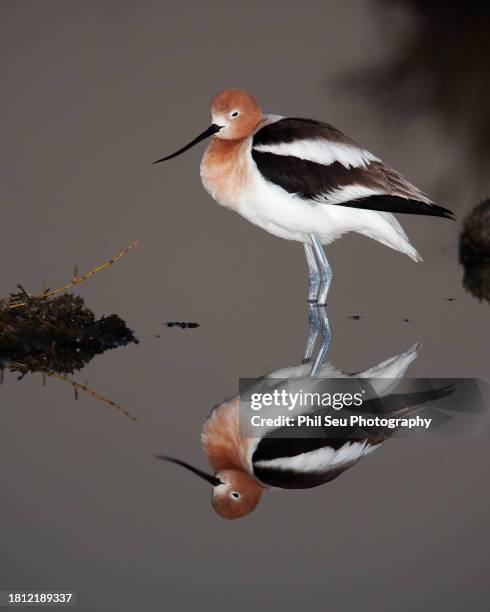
[204,137,246,165]
[202,398,246,472]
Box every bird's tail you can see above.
[403,242,423,263]
[359,211,423,262]
[360,228,423,262]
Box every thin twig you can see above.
[42,370,138,422]
[7,240,139,310]
[9,363,138,423]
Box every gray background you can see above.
[1,1,489,610]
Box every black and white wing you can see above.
[251,118,454,219]
[252,426,376,490]
[251,384,454,489]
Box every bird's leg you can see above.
[310,233,332,306]
[310,305,332,377]
[303,243,320,303]
[302,302,321,363]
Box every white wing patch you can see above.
[254,441,378,473]
[321,184,386,205]
[253,139,380,169]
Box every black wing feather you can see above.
[253,117,353,146]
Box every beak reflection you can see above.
[155,455,222,487]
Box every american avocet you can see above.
[156,343,452,519]
[155,89,454,304]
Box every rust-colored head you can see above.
[153,88,262,164]
[212,469,263,519]
[156,456,263,520]
[211,89,263,140]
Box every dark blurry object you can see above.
[459,198,490,303]
[0,292,137,374]
[355,1,490,171]
[166,321,200,329]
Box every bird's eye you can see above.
[231,491,240,499]
[230,111,239,118]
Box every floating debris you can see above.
[0,242,140,422]
[166,321,201,329]
[0,292,137,373]
[0,242,139,374]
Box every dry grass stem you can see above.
[8,362,138,423]
[7,240,139,310]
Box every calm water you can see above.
[1,2,489,611]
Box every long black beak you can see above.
[155,455,222,487]
[153,124,222,164]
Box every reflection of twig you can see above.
[7,240,139,310]
[9,363,138,423]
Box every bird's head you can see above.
[156,456,263,520]
[153,88,262,163]
[211,469,263,519]
[210,88,263,140]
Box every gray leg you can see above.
[304,243,320,302]
[310,234,332,306]
[310,306,332,376]
[302,303,321,363]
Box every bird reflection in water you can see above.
[157,307,451,519]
